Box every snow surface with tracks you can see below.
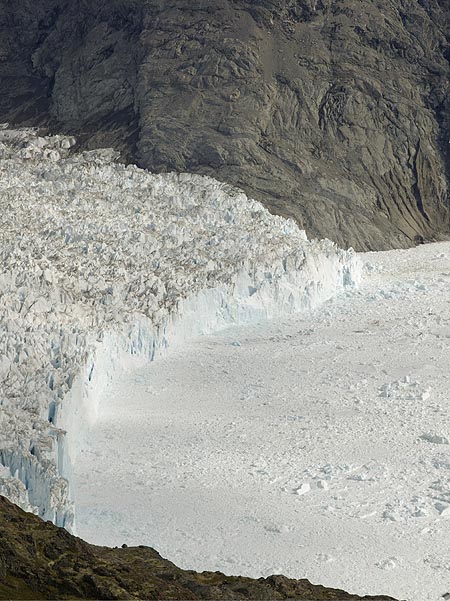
[74,241,450,601]
[0,128,359,531]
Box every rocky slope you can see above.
[0,0,449,250]
[0,496,398,601]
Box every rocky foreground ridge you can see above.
[1,0,449,250]
[0,496,398,601]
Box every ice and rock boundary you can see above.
[0,127,361,530]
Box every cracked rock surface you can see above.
[0,0,449,250]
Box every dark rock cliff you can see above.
[1,0,449,250]
[0,496,398,601]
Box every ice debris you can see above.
[379,378,431,402]
[420,433,449,445]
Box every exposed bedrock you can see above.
[0,0,449,250]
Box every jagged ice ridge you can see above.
[0,127,361,530]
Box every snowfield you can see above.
[74,242,450,601]
[0,128,359,530]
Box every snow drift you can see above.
[0,127,361,528]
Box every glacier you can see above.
[0,126,361,530]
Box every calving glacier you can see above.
[0,127,361,528]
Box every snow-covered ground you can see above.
[0,128,358,529]
[74,241,450,601]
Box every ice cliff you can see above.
[0,127,361,529]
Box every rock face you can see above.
[0,0,449,250]
[0,496,398,601]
